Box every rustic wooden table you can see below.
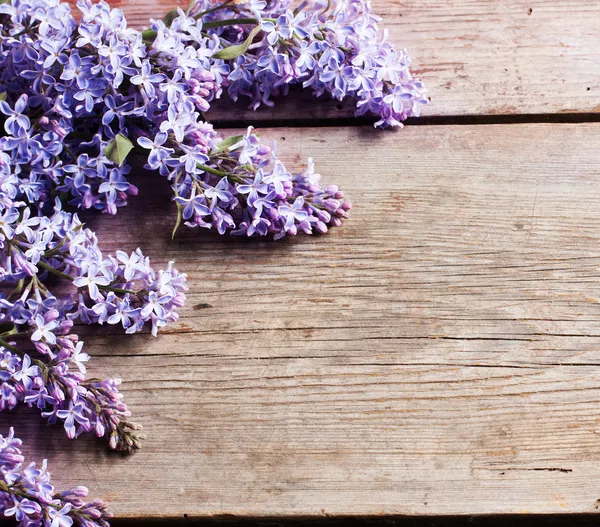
[9,0,600,524]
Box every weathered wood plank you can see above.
[67,0,600,120]
[9,123,600,518]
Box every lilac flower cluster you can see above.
[0,198,188,449]
[0,0,372,249]
[139,125,351,238]
[0,200,186,337]
[0,0,355,237]
[186,0,428,127]
[0,428,110,526]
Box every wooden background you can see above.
[10,0,600,522]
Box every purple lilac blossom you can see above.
[0,196,189,448]
[0,0,221,215]
[0,0,142,214]
[0,336,143,451]
[0,1,360,510]
[138,124,351,238]
[0,191,186,448]
[186,0,428,127]
[0,199,188,337]
[0,0,196,458]
[0,428,111,526]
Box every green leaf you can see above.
[0,0,10,5]
[0,92,6,102]
[172,201,183,239]
[212,134,244,154]
[142,29,157,42]
[104,134,134,166]
[163,9,179,27]
[212,25,262,60]
[172,174,184,238]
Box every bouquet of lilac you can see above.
[0,0,425,523]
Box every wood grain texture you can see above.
[67,0,600,120]
[8,123,600,518]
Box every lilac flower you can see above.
[56,402,90,439]
[40,37,68,69]
[71,341,90,373]
[138,132,173,169]
[160,69,186,104]
[4,497,41,521]
[204,177,234,207]
[159,104,193,143]
[280,196,308,231]
[31,315,59,345]
[73,263,111,300]
[11,355,40,390]
[98,169,131,205]
[0,94,30,135]
[60,52,92,87]
[48,504,75,527]
[130,60,166,98]
[262,15,289,46]
[98,34,128,69]
[237,170,270,206]
[102,95,134,127]
[175,188,211,220]
[115,250,144,281]
[73,80,107,113]
[76,22,103,48]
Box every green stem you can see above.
[7,279,25,300]
[202,17,260,29]
[37,260,72,281]
[197,163,229,177]
[0,338,21,354]
[107,286,141,295]
[0,330,30,339]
